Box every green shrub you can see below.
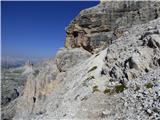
[103,88,111,94]
[145,83,153,89]
[115,84,125,93]
[92,85,100,93]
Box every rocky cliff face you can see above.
[1,62,34,120]
[65,1,160,53]
[7,1,160,120]
[12,48,91,120]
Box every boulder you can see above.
[55,48,91,72]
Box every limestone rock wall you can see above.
[55,48,91,72]
[65,1,160,53]
[13,48,91,119]
[25,18,160,120]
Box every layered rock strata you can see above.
[65,1,160,53]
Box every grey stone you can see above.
[3,1,159,120]
[65,1,160,53]
[55,48,91,72]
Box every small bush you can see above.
[92,85,100,93]
[145,83,153,89]
[103,88,111,94]
[115,84,125,93]
[88,66,97,73]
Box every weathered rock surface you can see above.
[12,48,91,120]
[55,48,91,72]
[2,1,159,120]
[14,16,160,120]
[65,1,160,53]
[1,62,34,120]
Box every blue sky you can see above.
[2,1,99,58]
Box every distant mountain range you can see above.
[1,56,46,69]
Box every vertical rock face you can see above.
[13,48,91,120]
[14,60,60,119]
[65,1,160,53]
[1,62,34,120]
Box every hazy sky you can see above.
[2,1,99,58]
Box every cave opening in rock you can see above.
[72,31,78,38]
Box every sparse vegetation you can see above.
[88,66,97,73]
[103,88,111,94]
[115,84,125,93]
[145,82,153,89]
[92,85,100,93]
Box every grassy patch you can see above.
[88,66,97,73]
[145,82,153,89]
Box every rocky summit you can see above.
[2,1,160,120]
